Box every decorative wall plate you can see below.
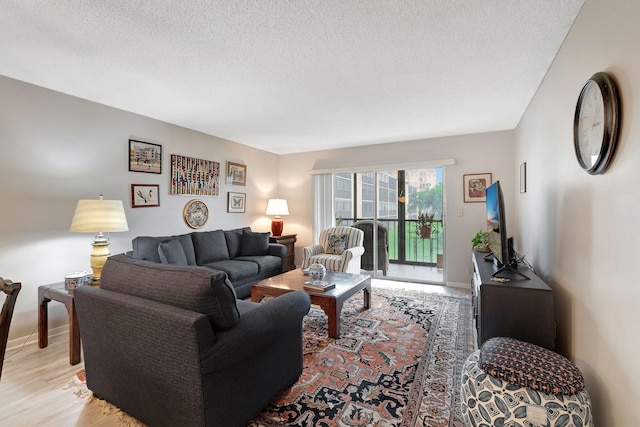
[183,199,209,229]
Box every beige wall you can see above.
[279,131,516,286]
[515,0,639,424]
[1,73,517,342]
[0,76,280,340]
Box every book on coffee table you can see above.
[303,280,335,292]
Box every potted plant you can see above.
[472,230,490,252]
[416,209,435,239]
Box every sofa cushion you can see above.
[192,230,230,264]
[224,227,250,258]
[158,239,189,266]
[132,234,196,265]
[326,234,348,255]
[101,254,240,330]
[203,260,259,282]
[240,230,270,256]
[234,255,282,273]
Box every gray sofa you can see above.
[75,254,311,427]
[130,227,285,298]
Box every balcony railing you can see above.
[339,218,444,266]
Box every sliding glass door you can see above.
[333,167,444,284]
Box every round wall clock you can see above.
[183,199,209,229]
[573,71,621,175]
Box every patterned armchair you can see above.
[302,226,365,274]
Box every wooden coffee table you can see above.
[251,270,371,339]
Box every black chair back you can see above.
[0,278,21,382]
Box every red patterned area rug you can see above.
[249,286,473,427]
[66,285,473,427]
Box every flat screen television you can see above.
[485,180,529,279]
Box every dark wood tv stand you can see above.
[472,251,555,350]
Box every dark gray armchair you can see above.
[353,220,389,276]
[75,254,310,427]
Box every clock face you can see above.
[573,72,620,175]
[576,80,605,169]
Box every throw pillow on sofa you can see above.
[240,230,270,256]
[224,227,251,258]
[192,230,230,264]
[158,239,189,265]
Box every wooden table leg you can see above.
[38,298,49,349]
[67,300,81,365]
[319,298,341,339]
[251,287,264,302]
[363,283,371,309]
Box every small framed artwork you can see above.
[227,192,246,213]
[463,173,492,203]
[129,139,162,174]
[520,162,527,193]
[226,161,247,186]
[131,184,160,208]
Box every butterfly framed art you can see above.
[227,192,246,213]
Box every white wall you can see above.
[515,0,639,425]
[279,130,516,286]
[0,76,280,340]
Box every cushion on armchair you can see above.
[326,234,348,255]
[101,254,240,330]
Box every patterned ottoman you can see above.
[461,337,593,427]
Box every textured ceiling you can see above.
[0,1,584,154]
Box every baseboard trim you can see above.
[447,281,471,289]
[6,325,68,352]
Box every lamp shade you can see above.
[265,199,289,216]
[70,199,129,233]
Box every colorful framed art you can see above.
[463,173,492,203]
[129,139,161,174]
[170,154,220,196]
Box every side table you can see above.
[38,283,81,365]
[270,234,297,271]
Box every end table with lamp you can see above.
[40,194,130,364]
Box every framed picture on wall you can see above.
[131,184,160,208]
[520,162,527,193]
[170,154,220,196]
[463,173,492,203]
[227,192,246,213]
[226,161,246,186]
[129,139,162,174]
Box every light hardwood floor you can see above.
[0,279,469,426]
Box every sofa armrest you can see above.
[74,286,215,427]
[301,244,325,268]
[268,243,286,258]
[201,291,311,372]
[343,246,365,261]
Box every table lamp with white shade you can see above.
[70,195,129,283]
[266,198,289,237]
